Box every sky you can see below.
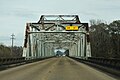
[0,0,120,46]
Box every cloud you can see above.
[0,8,39,19]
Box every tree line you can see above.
[0,44,22,57]
[90,20,120,58]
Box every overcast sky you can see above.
[0,0,120,46]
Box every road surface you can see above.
[0,57,118,80]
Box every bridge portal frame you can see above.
[23,15,91,59]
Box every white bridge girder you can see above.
[23,15,91,59]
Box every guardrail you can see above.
[0,56,54,66]
[70,57,120,70]
[70,57,120,77]
[0,57,25,65]
[87,57,120,69]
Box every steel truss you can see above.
[23,15,91,59]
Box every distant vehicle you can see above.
[62,54,66,57]
[56,51,63,57]
[56,53,61,57]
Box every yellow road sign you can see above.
[66,26,78,31]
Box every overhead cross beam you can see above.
[38,15,81,24]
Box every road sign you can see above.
[66,26,78,31]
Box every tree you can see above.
[0,44,11,57]
[109,20,120,58]
[90,23,110,58]
[0,44,23,57]
[89,19,120,58]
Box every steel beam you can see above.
[29,31,86,34]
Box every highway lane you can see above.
[0,57,118,80]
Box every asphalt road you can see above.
[0,57,118,80]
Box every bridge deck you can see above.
[0,57,117,80]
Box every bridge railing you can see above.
[87,57,120,69]
[0,56,54,66]
[70,57,120,70]
[0,57,25,65]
